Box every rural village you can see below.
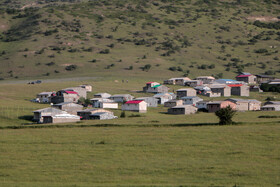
[33,72,280,124]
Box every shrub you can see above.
[215,106,236,125]
[120,111,126,118]
[65,64,77,71]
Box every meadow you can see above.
[0,78,279,186]
[0,124,280,186]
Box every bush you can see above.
[65,65,77,71]
[215,106,236,125]
[120,111,126,118]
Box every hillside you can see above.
[0,0,279,80]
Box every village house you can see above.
[195,76,215,84]
[51,90,80,104]
[256,75,275,84]
[228,84,249,97]
[135,97,158,107]
[206,84,231,97]
[196,101,209,111]
[236,73,257,84]
[110,94,134,103]
[214,79,244,85]
[264,101,280,105]
[52,102,83,115]
[91,98,116,108]
[261,104,280,111]
[64,86,87,98]
[36,92,55,103]
[100,102,119,109]
[176,88,196,98]
[153,93,176,104]
[90,112,117,120]
[79,84,92,92]
[163,78,176,85]
[250,85,263,92]
[168,105,198,115]
[174,77,191,85]
[184,80,203,87]
[32,107,80,124]
[164,99,183,107]
[207,101,236,113]
[143,82,168,93]
[42,113,80,124]
[226,98,261,111]
[77,109,114,120]
[122,100,147,113]
[181,96,203,106]
[93,93,111,99]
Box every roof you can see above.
[171,105,197,109]
[181,96,202,100]
[196,76,215,79]
[227,84,243,87]
[262,105,280,108]
[236,74,252,78]
[111,94,132,97]
[94,93,111,96]
[146,82,155,84]
[38,92,54,95]
[90,112,112,116]
[33,107,66,113]
[53,102,79,106]
[166,99,181,103]
[177,88,195,91]
[51,113,80,119]
[209,84,227,89]
[256,75,274,78]
[65,91,78,94]
[152,84,161,88]
[125,100,144,104]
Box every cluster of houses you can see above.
[32,72,280,124]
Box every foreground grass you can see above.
[0,124,279,186]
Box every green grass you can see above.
[0,0,279,80]
[0,124,280,186]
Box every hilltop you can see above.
[0,0,279,80]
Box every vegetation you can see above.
[215,106,236,125]
[0,0,279,80]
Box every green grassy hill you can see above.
[0,0,279,80]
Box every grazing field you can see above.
[0,124,280,186]
[0,78,280,128]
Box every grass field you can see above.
[0,124,280,186]
[0,78,280,185]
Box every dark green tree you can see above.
[215,106,236,125]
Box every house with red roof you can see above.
[121,100,147,113]
[236,73,256,84]
[51,90,80,104]
[228,84,249,96]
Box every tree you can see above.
[215,106,236,125]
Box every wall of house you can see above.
[235,102,249,111]
[61,104,83,115]
[101,103,118,109]
[52,117,80,123]
[249,103,261,111]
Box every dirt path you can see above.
[0,77,100,85]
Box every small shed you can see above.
[77,109,113,120]
[261,104,280,111]
[164,99,183,107]
[93,93,111,99]
[36,92,55,103]
[181,96,203,106]
[168,105,197,115]
[207,101,236,113]
[90,112,117,120]
[43,113,80,124]
[110,94,134,103]
[153,93,175,104]
[53,102,83,115]
[135,97,158,107]
[176,88,196,98]
[122,100,147,113]
[196,101,209,110]
[236,73,256,84]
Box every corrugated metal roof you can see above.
[152,84,161,88]
[228,84,243,87]
[125,100,143,104]
[65,91,78,94]
[236,75,251,78]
